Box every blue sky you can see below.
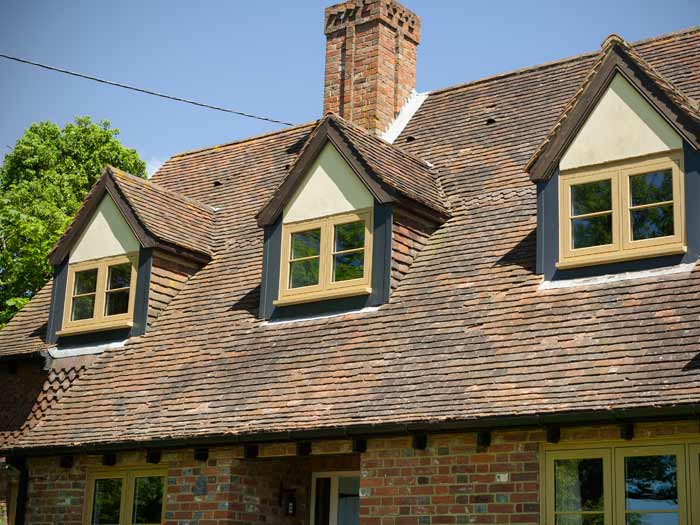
[1,1,698,175]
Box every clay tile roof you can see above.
[327,115,449,217]
[108,166,216,257]
[257,114,449,225]
[526,32,700,181]
[3,27,700,451]
[0,283,51,358]
[49,166,216,265]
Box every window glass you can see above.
[314,477,331,525]
[337,476,360,525]
[72,268,98,321]
[570,180,613,250]
[91,478,122,525]
[572,216,613,250]
[630,170,673,206]
[554,458,605,525]
[289,229,321,288]
[572,180,612,216]
[75,268,98,294]
[333,221,365,282]
[334,221,364,252]
[628,170,675,241]
[132,476,164,524]
[624,455,678,525]
[105,263,131,316]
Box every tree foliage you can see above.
[0,117,146,327]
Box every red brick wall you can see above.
[18,421,700,524]
[23,447,358,525]
[361,432,541,525]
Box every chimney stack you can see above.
[323,0,421,135]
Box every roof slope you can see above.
[0,283,51,358]
[330,115,448,216]
[4,28,700,451]
[49,166,216,265]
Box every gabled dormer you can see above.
[256,114,449,320]
[527,35,700,280]
[46,166,215,345]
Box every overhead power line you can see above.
[0,52,295,127]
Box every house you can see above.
[2,1,700,523]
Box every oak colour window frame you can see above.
[543,437,700,525]
[276,208,373,306]
[84,465,167,525]
[309,470,361,525]
[544,447,613,525]
[59,252,138,336]
[557,150,685,269]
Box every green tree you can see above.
[0,117,146,327]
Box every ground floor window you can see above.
[85,467,166,525]
[310,471,360,525]
[545,440,700,525]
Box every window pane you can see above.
[314,477,331,525]
[74,268,98,295]
[555,458,604,512]
[630,170,673,206]
[572,215,613,249]
[333,252,364,282]
[92,478,122,525]
[556,515,605,525]
[337,476,360,525]
[105,290,130,316]
[631,205,674,241]
[291,229,321,259]
[132,476,164,524]
[289,258,319,288]
[571,180,612,216]
[108,263,131,290]
[625,514,678,525]
[334,221,365,252]
[72,295,95,321]
[624,455,678,511]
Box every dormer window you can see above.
[276,209,373,305]
[256,115,448,320]
[60,254,138,335]
[527,36,700,280]
[558,151,685,269]
[46,166,214,343]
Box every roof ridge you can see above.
[427,26,700,98]
[108,166,217,215]
[169,120,318,159]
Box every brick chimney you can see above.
[323,0,421,135]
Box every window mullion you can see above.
[120,471,132,525]
[321,219,332,291]
[94,264,108,323]
[616,169,625,251]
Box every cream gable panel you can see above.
[560,74,682,171]
[283,143,373,223]
[69,195,140,263]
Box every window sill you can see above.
[56,319,133,337]
[273,286,372,307]
[556,244,687,270]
